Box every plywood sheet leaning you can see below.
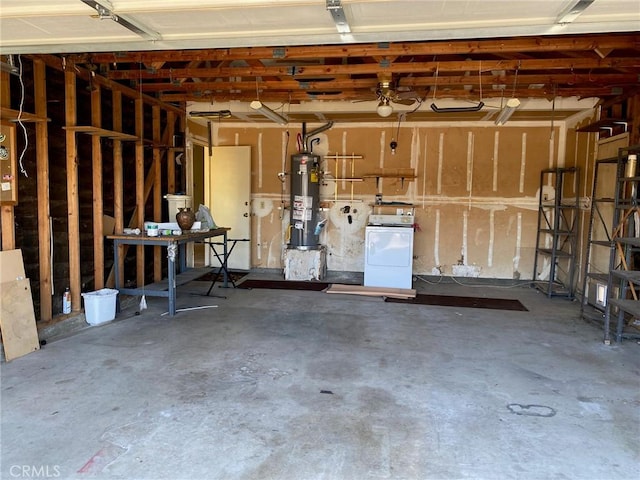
[0,249,26,283]
[326,283,416,299]
[0,279,40,361]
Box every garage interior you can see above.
[1,1,639,479]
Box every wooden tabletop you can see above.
[107,227,230,243]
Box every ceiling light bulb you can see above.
[377,100,393,117]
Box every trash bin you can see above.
[82,289,119,325]
[165,194,193,221]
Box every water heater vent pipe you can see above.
[303,121,333,152]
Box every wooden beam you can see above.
[108,57,639,81]
[167,111,176,194]
[112,90,125,288]
[28,54,183,116]
[64,69,81,312]
[0,71,14,250]
[135,98,145,288]
[152,105,162,282]
[161,86,616,103]
[144,73,638,93]
[105,157,157,288]
[74,34,640,64]
[33,59,53,322]
[91,83,104,290]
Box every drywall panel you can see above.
[207,122,586,280]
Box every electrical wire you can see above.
[16,54,28,177]
[414,274,530,289]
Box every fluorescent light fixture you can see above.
[326,0,351,34]
[377,99,393,117]
[0,56,19,76]
[250,101,288,125]
[494,98,521,126]
[81,0,162,41]
[556,0,595,24]
[190,110,232,119]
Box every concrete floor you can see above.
[1,274,639,480]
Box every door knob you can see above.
[244,213,249,217]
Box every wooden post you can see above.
[153,105,162,281]
[91,84,104,290]
[65,68,81,311]
[135,98,145,287]
[112,90,124,288]
[167,111,176,193]
[34,59,53,321]
[0,70,15,250]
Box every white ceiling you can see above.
[1,0,639,54]
[1,1,638,124]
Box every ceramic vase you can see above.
[176,207,196,231]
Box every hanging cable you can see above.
[478,60,483,103]
[432,62,439,101]
[17,54,28,177]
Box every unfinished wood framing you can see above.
[112,90,125,288]
[34,59,53,322]
[0,54,185,322]
[153,105,162,282]
[64,69,81,312]
[0,71,15,251]
[167,111,176,194]
[91,85,104,290]
[135,98,145,288]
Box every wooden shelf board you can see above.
[0,107,49,123]
[370,203,416,207]
[63,126,138,141]
[325,155,364,160]
[362,175,417,180]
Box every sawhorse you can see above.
[204,238,250,296]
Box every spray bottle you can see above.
[62,287,71,314]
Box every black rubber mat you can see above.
[385,294,528,311]
[237,279,330,291]
[194,271,247,283]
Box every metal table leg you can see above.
[167,242,177,316]
[114,240,121,313]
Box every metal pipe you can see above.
[303,121,333,152]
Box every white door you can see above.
[206,146,251,270]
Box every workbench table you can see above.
[107,228,230,316]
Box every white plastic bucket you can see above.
[144,222,159,237]
[82,288,119,325]
[165,194,193,221]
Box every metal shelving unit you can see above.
[602,145,640,344]
[532,167,580,298]
[580,156,618,325]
